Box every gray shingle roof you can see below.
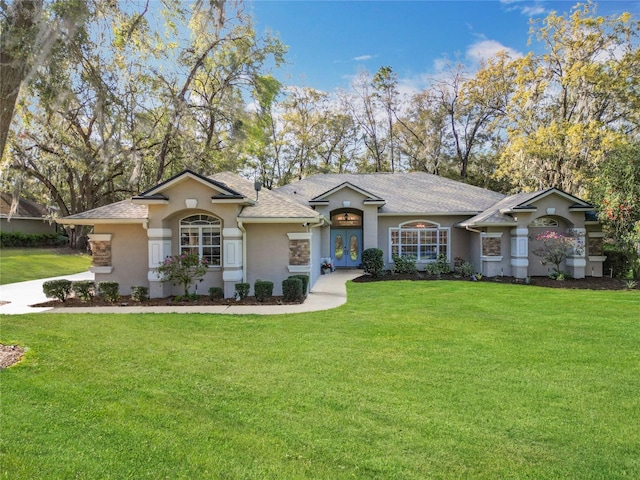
[459,191,543,227]
[276,172,506,214]
[58,200,148,223]
[0,193,49,218]
[209,172,321,220]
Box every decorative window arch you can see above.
[180,214,221,265]
[389,220,450,263]
[529,217,559,228]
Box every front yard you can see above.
[0,248,91,285]
[1,281,639,479]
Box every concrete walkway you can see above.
[0,270,362,315]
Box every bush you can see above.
[42,279,72,302]
[72,280,95,302]
[604,243,639,279]
[282,277,303,303]
[362,248,384,277]
[235,282,250,300]
[425,254,450,276]
[131,286,148,302]
[289,275,309,296]
[156,253,209,296]
[208,286,224,300]
[454,258,475,277]
[0,231,67,248]
[97,281,120,303]
[392,254,417,274]
[254,280,274,302]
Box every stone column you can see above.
[287,232,312,275]
[147,228,172,298]
[222,227,243,298]
[481,232,503,277]
[510,227,529,279]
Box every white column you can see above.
[510,227,529,278]
[147,228,172,298]
[566,228,586,279]
[222,227,244,298]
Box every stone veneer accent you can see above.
[88,234,112,267]
[589,236,604,256]
[289,239,310,265]
[482,237,501,256]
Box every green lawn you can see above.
[0,248,91,284]
[1,281,639,479]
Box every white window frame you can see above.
[389,220,450,263]
[179,214,221,266]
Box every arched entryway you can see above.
[528,216,570,276]
[330,209,362,268]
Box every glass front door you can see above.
[331,229,362,268]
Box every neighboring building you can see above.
[0,193,57,235]
[57,170,606,298]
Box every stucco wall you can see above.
[93,224,148,294]
[1,218,57,235]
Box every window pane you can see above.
[350,235,359,261]
[335,235,344,260]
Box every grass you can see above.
[1,281,639,479]
[0,248,91,285]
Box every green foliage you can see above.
[362,248,384,277]
[130,286,148,302]
[282,277,303,302]
[235,283,250,300]
[97,282,119,303]
[0,248,91,285]
[424,254,450,276]
[288,275,309,296]
[454,258,476,277]
[0,232,67,248]
[156,254,209,296]
[604,243,639,279]
[391,254,417,274]
[208,287,224,300]
[254,280,274,302]
[71,280,95,302]
[42,279,72,302]
[533,231,576,275]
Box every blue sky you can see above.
[249,1,639,93]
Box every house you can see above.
[0,193,57,235]
[56,169,606,298]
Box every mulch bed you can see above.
[32,294,304,309]
[352,272,633,290]
[0,344,25,369]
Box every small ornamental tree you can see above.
[156,253,209,296]
[532,231,575,275]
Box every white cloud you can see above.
[466,39,522,64]
[499,0,547,17]
[353,54,375,62]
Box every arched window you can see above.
[389,220,449,262]
[180,214,221,265]
[529,217,559,228]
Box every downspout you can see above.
[237,219,247,284]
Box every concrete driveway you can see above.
[0,270,362,315]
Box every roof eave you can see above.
[56,218,147,226]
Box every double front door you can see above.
[331,229,362,268]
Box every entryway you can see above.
[331,228,362,268]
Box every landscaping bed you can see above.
[353,272,632,290]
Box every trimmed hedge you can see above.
[97,281,120,303]
[282,277,303,303]
[254,280,274,302]
[0,232,67,248]
[42,279,72,302]
[131,286,148,302]
[235,282,250,300]
[208,287,224,300]
[72,280,95,302]
[362,248,384,277]
[288,275,309,296]
[392,254,417,274]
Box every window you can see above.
[389,221,449,262]
[529,217,559,227]
[180,214,221,266]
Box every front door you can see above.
[331,229,362,268]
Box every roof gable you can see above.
[511,188,594,210]
[310,182,385,205]
[135,170,244,199]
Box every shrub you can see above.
[282,277,303,302]
[425,255,450,276]
[72,280,95,302]
[454,258,475,277]
[208,287,224,300]
[42,279,72,302]
[392,254,417,274]
[289,275,309,296]
[533,230,576,275]
[156,253,209,296]
[97,282,120,303]
[0,231,67,248]
[254,280,274,302]
[131,286,148,302]
[235,282,250,300]
[604,243,639,279]
[362,248,384,277]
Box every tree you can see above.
[497,2,640,195]
[372,66,399,172]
